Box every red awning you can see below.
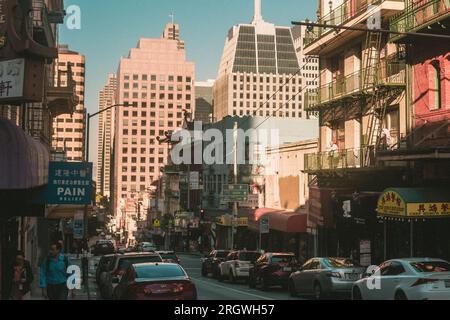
[0,117,49,190]
[250,208,308,233]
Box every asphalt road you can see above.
[179,254,305,301]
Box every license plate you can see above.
[346,273,359,281]
[445,280,450,288]
[283,267,292,272]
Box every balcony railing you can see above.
[305,0,405,47]
[305,61,406,110]
[304,147,376,171]
[390,0,450,40]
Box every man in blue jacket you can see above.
[40,242,72,300]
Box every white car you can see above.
[219,250,261,283]
[352,258,450,300]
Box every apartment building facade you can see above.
[52,45,86,162]
[303,0,408,265]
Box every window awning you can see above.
[377,188,450,218]
[0,118,49,190]
[249,208,308,233]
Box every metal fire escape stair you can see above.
[362,31,386,167]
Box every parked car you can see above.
[249,252,299,290]
[289,257,365,299]
[136,242,157,252]
[201,250,230,278]
[157,251,181,264]
[352,258,450,300]
[113,263,197,300]
[93,240,116,256]
[95,254,116,284]
[98,252,163,300]
[219,250,261,283]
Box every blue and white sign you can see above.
[260,216,270,234]
[46,162,93,205]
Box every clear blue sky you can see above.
[60,0,317,166]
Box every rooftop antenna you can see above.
[252,0,264,24]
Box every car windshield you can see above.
[323,258,361,268]
[135,264,185,279]
[160,253,177,260]
[272,255,296,263]
[216,251,229,258]
[118,256,162,270]
[411,261,450,273]
[238,252,260,262]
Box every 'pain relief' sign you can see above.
[46,162,93,205]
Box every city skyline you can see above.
[60,0,316,165]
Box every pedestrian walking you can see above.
[40,242,72,300]
[9,251,34,300]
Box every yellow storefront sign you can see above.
[216,215,248,227]
[378,188,450,218]
[377,191,406,217]
[407,203,450,217]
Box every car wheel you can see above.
[313,282,322,300]
[288,280,297,297]
[201,265,207,277]
[395,290,408,300]
[352,287,363,300]
[229,270,236,284]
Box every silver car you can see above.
[289,257,365,299]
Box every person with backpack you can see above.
[40,242,72,300]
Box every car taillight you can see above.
[326,272,342,278]
[143,286,152,296]
[172,284,185,293]
[412,278,439,287]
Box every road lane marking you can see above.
[190,277,275,300]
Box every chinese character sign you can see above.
[0,59,25,99]
[46,162,93,205]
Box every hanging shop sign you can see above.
[45,162,94,205]
[73,211,84,240]
[377,188,450,218]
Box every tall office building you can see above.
[113,23,195,233]
[52,45,86,162]
[97,74,117,197]
[213,0,306,121]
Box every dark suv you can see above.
[93,240,115,256]
[201,250,230,278]
[249,252,299,290]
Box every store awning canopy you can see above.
[377,188,450,218]
[0,117,49,190]
[249,208,308,233]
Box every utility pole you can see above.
[230,121,238,251]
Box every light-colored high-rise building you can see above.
[52,45,86,162]
[97,74,117,197]
[113,23,195,239]
[213,0,308,121]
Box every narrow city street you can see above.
[178,254,304,301]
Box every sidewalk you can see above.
[30,256,98,301]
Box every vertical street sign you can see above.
[260,216,270,234]
[73,211,84,240]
